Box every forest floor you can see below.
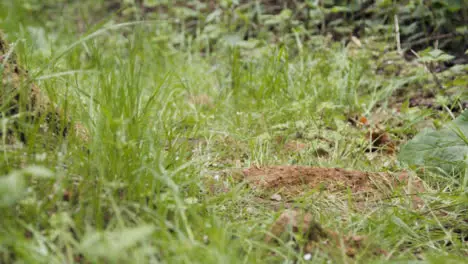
[1,1,467,263]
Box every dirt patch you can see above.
[266,210,387,259]
[366,129,396,154]
[244,166,391,193]
[243,166,425,205]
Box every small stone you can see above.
[203,235,209,244]
[270,193,282,201]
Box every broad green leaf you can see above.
[22,165,54,178]
[80,225,155,261]
[205,9,222,23]
[0,165,54,207]
[428,49,445,58]
[399,110,468,175]
[447,0,462,11]
[222,34,259,49]
[143,0,158,8]
[418,49,455,63]
[0,172,25,207]
[330,6,351,13]
[264,9,292,25]
[456,26,468,34]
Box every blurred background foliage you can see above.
[3,0,465,104]
[1,0,466,116]
[5,0,467,57]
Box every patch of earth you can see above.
[265,210,387,259]
[366,128,396,154]
[242,165,425,207]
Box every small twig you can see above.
[319,0,326,34]
[394,15,402,55]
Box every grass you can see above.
[1,1,467,263]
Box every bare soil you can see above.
[243,165,425,203]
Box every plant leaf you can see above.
[0,172,25,207]
[80,225,155,261]
[398,110,468,175]
[22,165,54,178]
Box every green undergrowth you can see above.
[0,1,467,263]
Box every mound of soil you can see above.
[243,165,425,203]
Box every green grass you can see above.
[1,1,467,263]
